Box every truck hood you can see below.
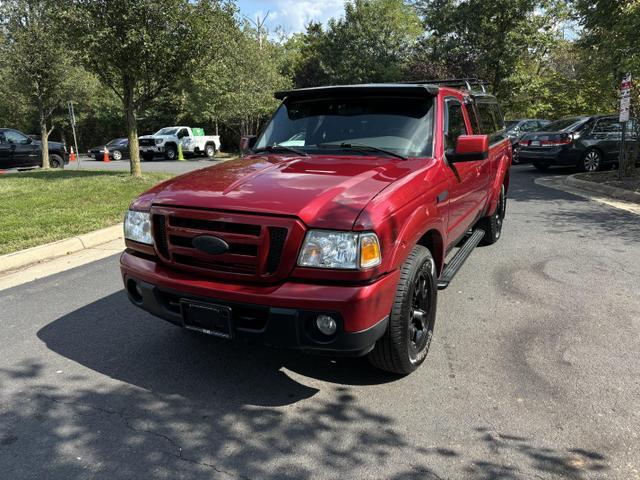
[149,154,415,230]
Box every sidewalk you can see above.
[0,226,124,291]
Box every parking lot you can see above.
[1,165,638,479]
[72,155,233,175]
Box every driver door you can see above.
[5,130,39,167]
[443,98,484,243]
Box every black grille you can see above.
[169,217,261,236]
[139,138,156,147]
[173,254,256,274]
[169,235,257,256]
[266,227,288,274]
[153,215,169,257]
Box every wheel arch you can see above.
[416,229,444,277]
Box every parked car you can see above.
[519,115,636,172]
[88,138,130,161]
[0,128,68,169]
[120,80,511,375]
[505,119,550,163]
[138,126,221,161]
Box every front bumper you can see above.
[120,251,399,356]
[139,145,163,154]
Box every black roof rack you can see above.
[407,78,489,93]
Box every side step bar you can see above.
[437,229,485,290]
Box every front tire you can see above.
[49,154,64,169]
[368,245,437,375]
[164,146,177,161]
[112,150,123,161]
[478,183,506,246]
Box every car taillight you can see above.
[541,137,572,146]
[520,140,530,146]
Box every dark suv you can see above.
[0,128,68,169]
[519,115,636,172]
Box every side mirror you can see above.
[448,135,489,163]
[239,135,257,156]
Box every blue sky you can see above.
[236,0,346,35]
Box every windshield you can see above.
[544,117,588,132]
[505,121,519,131]
[155,128,178,136]
[256,96,435,157]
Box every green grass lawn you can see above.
[0,170,172,255]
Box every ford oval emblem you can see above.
[192,235,229,255]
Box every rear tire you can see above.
[112,150,123,161]
[579,149,602,172]
[205,143,216,159]
[533,161,550,171]
[478,184,506,246]
[368,245,437,375]
[49,154,64,169]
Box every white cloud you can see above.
[260,0,346,35]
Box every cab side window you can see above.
[445,100,468,151]
[4,130,30,144]
[177,128,188,139]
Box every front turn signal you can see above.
[359,233,381,269]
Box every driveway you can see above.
[1,165,638,479]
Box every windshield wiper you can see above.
[315,142,407,160]
[253,144,309,157]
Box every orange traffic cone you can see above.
[103,147,110,162]
[70,146,76,162]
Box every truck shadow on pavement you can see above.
[0,290,606,479]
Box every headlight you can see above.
[298,230,381,270]
[155,138,163,145]
[124,210,153,245]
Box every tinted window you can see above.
[445,100,468,151]
[4,130,30,144]
[156,128,178,135]
[505,121,519,129]
[256,96,435,157]
[0,133,6,144]
[545,117,588,132]
[477,102,499,134]
[592,118,621,134]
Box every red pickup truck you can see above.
[120,80,511,374]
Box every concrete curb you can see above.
[0,224,123,274]
[565,175,640,204]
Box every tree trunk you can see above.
[124,75,142,177]
[40,112,50,169]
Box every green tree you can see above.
[292,0,421,87]
[70,0,235,176]
[1,0,73,168]
[185,23,291,138]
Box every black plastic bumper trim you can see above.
[125,277,388,357]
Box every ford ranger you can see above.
[121,80,511,374]
[139,126,221,161]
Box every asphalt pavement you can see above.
[1,165,639,479]
[70,154,234,174]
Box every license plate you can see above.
[531,140,541,147]
[181,301,233,339]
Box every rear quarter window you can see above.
[476,101,505,142]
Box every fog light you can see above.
[316,315,337,336]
